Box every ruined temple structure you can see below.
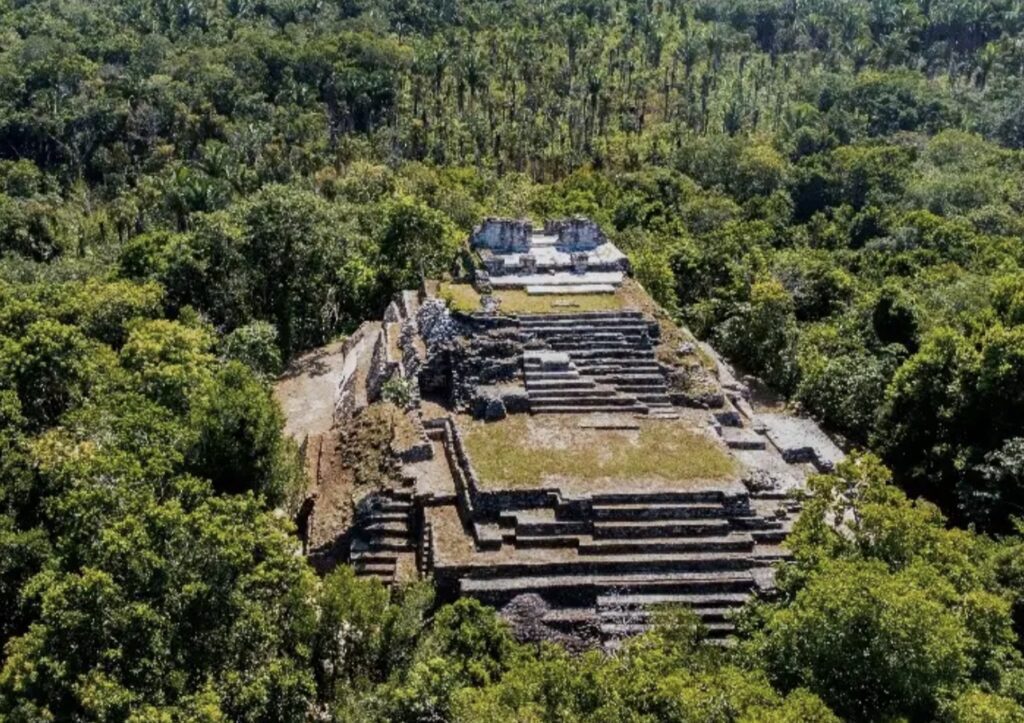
[292,218,844,648]
[472,217,630,295]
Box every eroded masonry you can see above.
[288,218,844,648]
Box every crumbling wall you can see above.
[333,321,381,427]
[471,218,532,253]
[450,313,524,411]
[547,216,606,250]
[416,299,459,398]
[365,326,396,403]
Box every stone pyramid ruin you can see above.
[289,218,844,648]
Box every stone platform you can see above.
[306,221,844,648]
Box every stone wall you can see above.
[332,321,380,427]
[366,325,398,403]
[471,218,532,253]
[444,417,559,518]
[545,217,606,250]
[450,312,524,410]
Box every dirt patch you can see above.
[274,339,347,440]
[304,430,355,556]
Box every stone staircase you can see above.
[519,311,673,414]
[523,350,646,414]
[349,487,416,585]
[441,490,796,642]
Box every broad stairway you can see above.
[519,311,673,414]
[440,489,795,643]
[349,487,416,584]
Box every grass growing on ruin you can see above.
[460,414,739,490]
[438,283,627,314]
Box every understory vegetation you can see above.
[4,0,1024,719]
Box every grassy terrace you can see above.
[459,413,739,492]
[439,282,627,314]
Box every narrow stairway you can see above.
[520,311,673,414]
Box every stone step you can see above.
[515,519,591,536]
[526,283,618,295]
[513,534,580,549]
[354,562,395,575]
[752,544,792,562]
[593,519,732,538]
[521,319,649,329]
[634,394,672,405]
[363,521,412,536]
[459,572,756,606]
[367,538,416,552]
[546,337,649,348]
[596,592,750,609]
[519,312,644,323]
[548,342,649,352]
[578,364,661,375]
[752,529,789,544]
[524,372,583,383]
[600,621,734,638]
[598,606,737,623]
[458,552,756,578]
[567,348,655,359]
[577,534,755,555]
[531,404,648,415]
[591,503,729,521]
[540,327,648,336]
[592,491,727,504]
[366,511,411,523]
[528,387,620,399]
[592,373,667,385]
[524,361,572,373]
[616,384,669,395]
[540,608,599,630]
[350,551,397,564]
[522,325,648,335]
[531,395,642,408]
[525,379,596,390]
[576,357,659,366]
[729,516,784,531]
[548,331,646,340]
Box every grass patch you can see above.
[438,282,483,312]
[438,282,629,314]
[460,414,738,489]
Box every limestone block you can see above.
[474,268,492,294]
[714,408,743,427]
[556,217,606,250]
[501,388,530,414]
[472,218,532,252]
[484,255,506,275]
[471,393,507,421]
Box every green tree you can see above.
[376,195,460,293]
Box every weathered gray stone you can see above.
[472,218,533,253]
[760,413,845,471]
[481,295,501,314]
